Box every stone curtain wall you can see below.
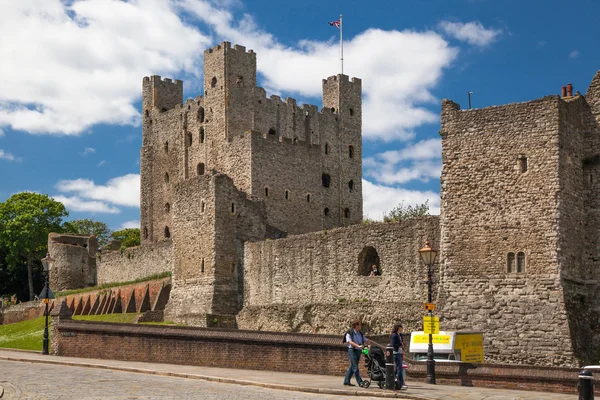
[97,241,173,285]
[239,217,440,335]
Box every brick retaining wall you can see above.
[53,319,587,394]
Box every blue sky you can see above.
[1,0,599,231]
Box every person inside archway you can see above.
[369,264,380,277]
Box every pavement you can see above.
[0,349,577,400]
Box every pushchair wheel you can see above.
[377,381,385,389]
[362,380,370,388]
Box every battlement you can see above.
[322,74,362,88]
[204,41,256,56]
[142,75,183,113]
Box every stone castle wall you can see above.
[48,233,98,291]
[238,217,440,335]
[438,93,592,367]
[97,240,173,284]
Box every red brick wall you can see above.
[54,319,586,395]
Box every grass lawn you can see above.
[0,313,142,351]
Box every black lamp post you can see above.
[419,240,438,385]
[40,253,55,355]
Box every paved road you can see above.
[0,359,388,400]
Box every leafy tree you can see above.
[0,192,68,300]
[383,200,430,222]
[62,218,112,247]
[111,228,140,250]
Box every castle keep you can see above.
[46,40,600,367]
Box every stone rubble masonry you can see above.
[48,233,98,291]
[438,70,600,367]
[238,217,440,335]
[97,240,173,285]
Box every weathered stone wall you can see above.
[438,95,592,367]
[48,233,98,291]
[97,240,172,284]
[239,217,439,334]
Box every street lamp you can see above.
[40,253,55,355]
[419,240,438,385]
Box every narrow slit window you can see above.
[349,145,355,159]
[519,156,528,173]
[344,208,350,218]
[264,187,269,197]
[285,190,289,200]
[306,194,311,203]
[348,180,354,192]
[164,227,171,238]
[325,142,329,155]
[164,141,168,153]
[200,128,205,143]
[164,203,170,213]
[322,173,331,188]
[164,173,169,183]
[324,207,329,216]
[231,202,235,213]
[201,258,205,273]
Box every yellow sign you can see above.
[412,334,450,344]
[423,316,439,334]
[44,298,49,304]
[424,303,435,311]
[454,333,484,363]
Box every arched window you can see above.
[348,180,354,192]
[164,172,169,183]
[143,227,148,239]
[331,107,335,113]
[324,207,329,216]
[164,141,168,153]
[507,253,515,273]
[197,163,205,175]
[322,173,331,188]
[349,145,355,159]
[237,75,244,87]
[198,107,205,122]
[306,194,311,203]
[349,108,354,116]
[211,77,217,88]
[164,227,171,238]
[285,190,289,200]
[358,246,381,276]
[517,252,526,273]
[200,127,205,143]
[186,132,193,147]
[344,208,350,218]
[268,128,276,135]
[164,203,170,213]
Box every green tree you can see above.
[62,219,112,247]
[383,200,430,222]
[111,228,140,250]
[0,192,68,300]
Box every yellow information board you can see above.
[454,333,484,363]
[423,316,440,334]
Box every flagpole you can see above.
[340,14,343,75]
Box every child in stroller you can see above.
[362,345,408,389]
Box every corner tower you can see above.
[322,75,363,226]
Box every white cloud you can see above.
[0,0,211,135]
[438,21,501,47]
[120,220,140,229]
[569,50,580,59]
[362,179,440,221]
[364,139,442,184]
[81,147,96,156]
[98,160,107,167]
[53,195,120,214]
[0,128,4,137]
[180,1,458,141]
[0,149,22,162]
[55,173,140,207]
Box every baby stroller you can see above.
[362,345,386,389]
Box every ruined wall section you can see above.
[48,233,98,291]
[438,97,579,366]
[239,217,439,334]
[97,241,173,285]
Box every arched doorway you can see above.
[358,246,380,276]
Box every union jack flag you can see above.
[328,20,340,28]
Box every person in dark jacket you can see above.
[390,322,407,389]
